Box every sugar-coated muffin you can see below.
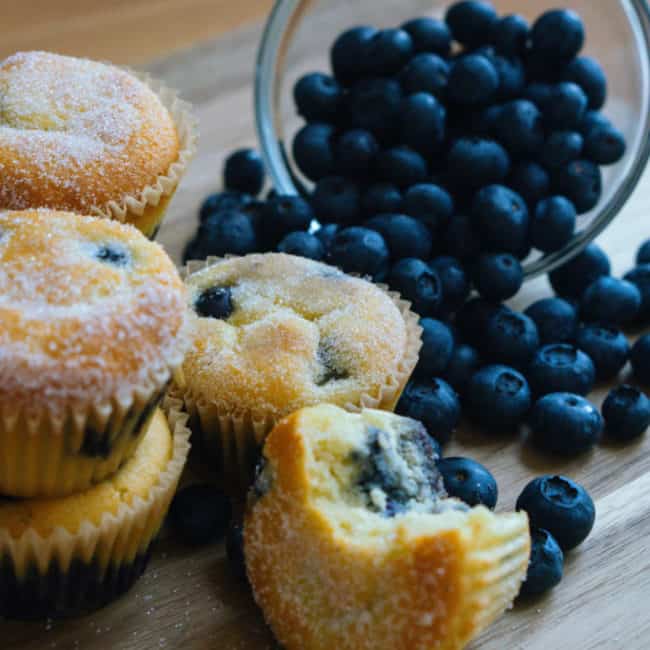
[245,404,530,650]
[0,51,196,236]
[0,402,190,619]
[179,253,421,487]
[0,209,188,497]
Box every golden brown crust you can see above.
[245,406,531,650]
[0,51,179,216]
[0,209,188,414]
[182,254,414,421]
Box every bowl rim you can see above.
[255,0,650,279]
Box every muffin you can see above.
[179,253,421,486]
[0,209,189,497]
[245,404,531,650]
[0,400,190,619]
[0,51,197,237]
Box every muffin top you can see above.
[0,210,187,413]
[0,51,179,214]
[0,409,173,538]
[183,253,411,420]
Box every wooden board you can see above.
[5,3,650,649]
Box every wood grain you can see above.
[4,2,650,649]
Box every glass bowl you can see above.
[255,0,650,278]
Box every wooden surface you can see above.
[4,2,650,649]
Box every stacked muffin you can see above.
[0,51,197,618]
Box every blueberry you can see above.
[399,53,450,99]
[365,213,432,261]
[277,231,325,261]
[347,78,403,140]
[363,29,414,77]
[96,244,129,267]
[429,256,470,313]
[575,325,630,381]
[182,238,204,264]
[437,457,498,508]
[493,55,526,100]
[376,146,428,189]
[311,177,361,226]
[631,334,650,384]
[293,73,342,123]
[199,210,258,256]
[199,191,253,223]
[444,344,482,395]
[472,185,529,254]
[531,196,577,253]
[404,184,453,231]
[549,242,610,299]
[562,56,607,110]
[530,9,585,62]
[223,149,265,196]
[467,364,532,431]
[327,227,390,281]
[314,223,339,251]
[225,522,246,578]
[448,54,499,105]
[553,159,602,214]
[168,484,232,545]
[580,277,641,325]
[402,17,452,56]
[466,104,502,136]
[624,265,650,323]
[388,258,443,316]
[474,253,523,301]
[447,138,510,190]
[396,379,460,445]
[483,307,539,370]
[579,110,612,136]
[527,344,595,396]
[540,131,583,170]
[636,240,650,265]
[361,183,402,217]
[260,195,314,245]
[494,100,544,157]
[508,161,550,206]
[602,385,650,441]
[292,123,335,181]
[456,297,500,347]
[195,286,234,320]
[584,125,626,165]
[445,1,498,48]
[335,129,378,179]
[545,83,588,130]
[519,528,564,597]
[490,14,529,56]
[524,49,559,84]
[530,393,603,456]
[400,92,446,158]
[443,214,482,261]
[517,474,595,550]
[330,26,377,86]
[524,297,578,344]
[524,82,553,112]
[416,318,455,377]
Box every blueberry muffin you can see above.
[245,404,530,650]
[0,402,190,619]
[179,253,421,486]
[0,51,196,237]
[0,209,188,497]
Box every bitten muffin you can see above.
[0,403,190,619]
[0,51,196,237]
[245,404,530,650]
[179,253,421,487]
[0,209,188,497]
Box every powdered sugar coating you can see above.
[0,210,187,414]
[0,52,179,214]
[183,254,410,421]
